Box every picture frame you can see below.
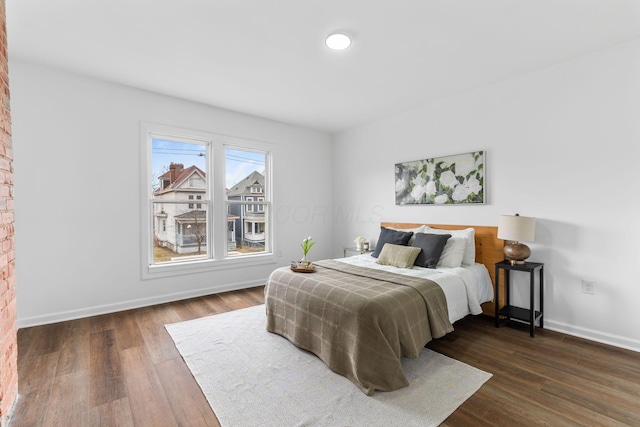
[395,151,485,205]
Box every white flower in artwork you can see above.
[425,160,435,178]
[410,175,427,200]
[434,194,449,204]
[410,182,426,200]
[452,177,483,202]
[439,170,458,189]
[395,174,409,192]
[425,180,436,196]
[452,184,472,202]
[466,177,482,195]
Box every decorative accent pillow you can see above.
[436,236,467,268]
[371,227,414,258]
[386,225,426,245]
[376,244,422,269]
[412,233,451,268]
[424,226,476,266]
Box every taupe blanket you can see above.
[265,259,453,395]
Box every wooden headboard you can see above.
[381,222,504,316]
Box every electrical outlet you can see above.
[277,250,282,257]
[582,279,595,295]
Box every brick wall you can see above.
[0,0,17,424]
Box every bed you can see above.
[264,223,504,395]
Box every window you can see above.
[189,177,203,188]
[245,197,255,213]
[225,148,268,253]
[187,194,203,209]
[141,122,273,278]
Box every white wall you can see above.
[12,38,640,352]
[332,39,640,352]
[10,60,334,327]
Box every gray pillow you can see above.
[376,244,422,268]
[412,233,451,268]
[371,227,414,258]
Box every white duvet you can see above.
[336,254,494,323]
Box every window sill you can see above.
[143,252,277,280]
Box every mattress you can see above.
[336,253,494,323]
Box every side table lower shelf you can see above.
[498,305,543,327]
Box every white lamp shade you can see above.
[498,214,536,242]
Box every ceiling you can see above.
[7,0,640,134]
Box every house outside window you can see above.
[141,122,273,278]
[227,169,267,249]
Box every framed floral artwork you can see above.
[395,151,485,205]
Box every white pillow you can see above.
[424,226,476,266]
[436,236,467,268]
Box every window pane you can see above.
[151,138,208,265]
[226,148,268,257]
[225,202,267,257]
[152,202,208,263]
[151,138,206,194]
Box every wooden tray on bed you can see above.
[290,261,315,273]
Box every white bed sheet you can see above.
[336,254,494,323]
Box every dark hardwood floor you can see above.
[10,286,640,426]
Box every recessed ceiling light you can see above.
[325,33,352,51]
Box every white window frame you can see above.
[139,122,275,280]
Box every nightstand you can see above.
[343,247,373,257]
[495,260,544,337]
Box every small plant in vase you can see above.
[300,236,316,266]
[354,236,367,251]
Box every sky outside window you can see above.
[152,139,265,188]
[225,148,266,187]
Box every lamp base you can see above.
[503,242,531,265]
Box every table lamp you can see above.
[498,213,536,265]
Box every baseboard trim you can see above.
[545,319,640,353]
[17,279,265,329]
[18,286,640,354]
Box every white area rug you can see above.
[166,305,492,427]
